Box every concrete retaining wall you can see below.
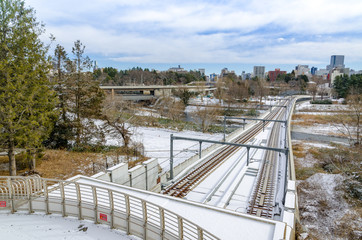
[92,158,159,191]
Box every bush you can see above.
[310,99,332,104]
[223,109,244,116]
[246,109,258,116]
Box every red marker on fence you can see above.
[0,201,6,207]
[100,213,107,221]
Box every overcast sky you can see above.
[26,0,362,74]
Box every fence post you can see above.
[159,208,165,239]
[43,179,49,214]
[283,149,289,204]
[26,179,33,214]
[197,227,204,240]
[143,164,148,190]
[247,147,250,166]
[92,186,98,224]
[223,116,226,142]
[178,216,184,240]
[142,200,148,239]
[108,190,114,228]
[59,181,66,217]
[125,195,131,235]
[170,134,174,180]
[75,183,82,220]
[199,141,202,159]
[7,177,15,213]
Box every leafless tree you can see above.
[214,77,225,104]
[102,96,136,149]
[192,103,221,132]
[157,96,185,120]
[308,76,319,100]
[332,91,361,146]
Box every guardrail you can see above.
[0,176,219,240]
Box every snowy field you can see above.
[104,126,223,172]
[295,100,349,113]
[292,100,351,138]
[0,213,139,240]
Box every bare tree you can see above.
[102,96,136,149]
[331,92,361,146]
[251,77,269,104]
[192,103,221,132]
[214,77,225,104]
[157,96,185,120]
[308,76,319,100]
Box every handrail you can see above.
[0,176,219,240]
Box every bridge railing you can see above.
[0,176,219,240]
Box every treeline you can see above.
[333,74,362,98]
[95,67,206,86]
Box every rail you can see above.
[0,176,219,240]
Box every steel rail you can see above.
[163,102,286,198]
[247,104,287,218]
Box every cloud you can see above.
[26,0,362,68]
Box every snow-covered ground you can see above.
[104,125,223,172]
[292,101,350,138]
[0,213,139,240]
[295,100,349,113]
[292,123,337,136]
[292,100,361,239]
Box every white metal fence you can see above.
[0,176,219,240]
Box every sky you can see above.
[25,0,362,75]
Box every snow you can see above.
[95,117,223,172]
[0,213,139,240]
[295,100,349,114]
[105,126,223,172]
[297,173,353,239]
[71,176,285,240]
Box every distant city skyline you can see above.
[89,61,358,76]
[26,0,362,75]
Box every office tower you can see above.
[253,66,265,79]
[327,55,345,70]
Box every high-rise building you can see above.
[198,68,205,76]
[268,68,286,81]
[311,67,318,75]
[295,65,310,76]
[327,55,345,70]
[253,66,265,79]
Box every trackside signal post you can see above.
[222,116,288,147]
[169,134,289,181]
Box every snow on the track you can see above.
[186,121,278,213]
[0,213,139,240]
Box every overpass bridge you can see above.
[100,85,216,101]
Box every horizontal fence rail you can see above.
[0,176,219,240]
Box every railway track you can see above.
[247,105,286,218]
[163,101,287,198]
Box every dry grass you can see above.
[292,114,332,126]
[1,149,150,180]
[292,113,356,127]
[36,150,101,179]
[292,143,307,158]
[0,155,8,164]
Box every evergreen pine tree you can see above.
[0,0,58,175]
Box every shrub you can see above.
[310,99,332,104]
[246,109,258,116]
